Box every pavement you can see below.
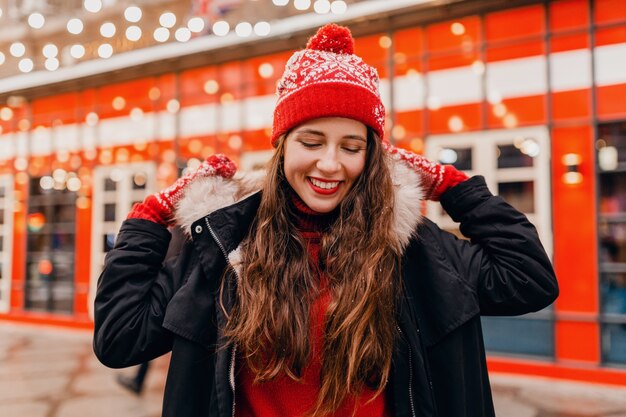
[1,322,626,417]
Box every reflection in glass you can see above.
[598,121,626,171]
[437,147,472,171]
[601,273,626,315]
[103,234,116,252]
[599,171,626,214]
[497,144,534,168]
[25,176,76,314]
[602,324,626,364]
[498,181,534,213]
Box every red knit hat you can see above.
[271,24,385,146]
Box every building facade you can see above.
[0,0,625,385]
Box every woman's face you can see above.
[283,117,367,213]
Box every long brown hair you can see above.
[224,128,401,416]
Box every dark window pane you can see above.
[602,324,626,364]
[104,203,116,222]
[498,181,535,213]
[0,186,5,198]
[103,234,116,252]
[601,272,626,314]
[437,147,472,171]
[0,237,4,252]
[104,177,117,191]
[0,209,4,225]
[599,171,626,213]
[482,317,554,357]
[497,144,535,168]
[599,221,626,263]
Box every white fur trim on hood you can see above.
[174,157,424,250]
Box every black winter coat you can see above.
[93,164,558,417]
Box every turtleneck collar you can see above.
[289,191,338,235]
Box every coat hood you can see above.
[174,156,424,250]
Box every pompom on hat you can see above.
[271,24,386,146]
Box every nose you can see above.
[316,148,341,174]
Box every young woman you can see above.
[94,24,558,417]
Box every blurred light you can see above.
[188,17,205,33]
[410,138,423,152]
[148,87,161,101]
[42,44,58,58]
[124,6,142,23]
[563,171,583,185]
[67,177,82,192]
[14,157,28,171]
[40,176,54,190]
[18,119,31,131]
[112,96,126,110]
[314,0,331,14]
[392,125,406,140]
[187,158,201,170]
[0,107,13,121]
[133,172,147,187]
[0,8,3,18]
[160,12,176,28]
[228,135,242,150]
[379,36,392,49]
[503,114,518,128]
[100,22,116,37]
[109,168,124,182]
[18,58,34,73]
[167,99,180,113]
[272,0,289,5]
[45,58,59,71]
[235,22,252,37]
[53,168,67,182]
[28,213,46,232]
[258,63,274,78]
[438,148,458,164]
[10,42,25,57]
[130,107,143,121]
[28,13,45,29]
[330,0,347,13]
[154,27,169,42]
[599,146,618,171]
[0,52,4,65]
[98,43,113,58]
[471,60,485,75]
[126,25,142,41]
[204,80,219,94]
[212,21,229,36]
[86,112,99,126]
[492,103,507,118]
[294,0,311,10]
[451,22,465,35]
[70,44,85,59]
[448,116,464,132]
[520,139,540,157]
[175,27,191,42]
[76,196,91,209]
[254,21,271,36]
[84,0,103,13]
[67,18,84,34]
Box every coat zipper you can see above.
[204,218,238,417]
[396,324,417,417]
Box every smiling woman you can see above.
[283,117,367,213]
[94,23,558,417]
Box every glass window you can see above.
[104,177,117,191]
[25,176,76,314]
[132,172,148,190]
[0,209,3,225]
[597,120,626,364]
[104,203,116,222]
[482,316,554,357]
[497,144,534,168]
[103,234,116,252]
[436,147,472,171]
[498,181,535,213]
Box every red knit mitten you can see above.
[128,154,237,226]
[384,143,468,201]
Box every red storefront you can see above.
[0,0,625,385]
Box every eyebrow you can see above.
[294,129,366,142]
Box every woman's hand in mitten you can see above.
[127,154,237,226]
[384,143,468,201]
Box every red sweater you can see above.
[235,196,390,417]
